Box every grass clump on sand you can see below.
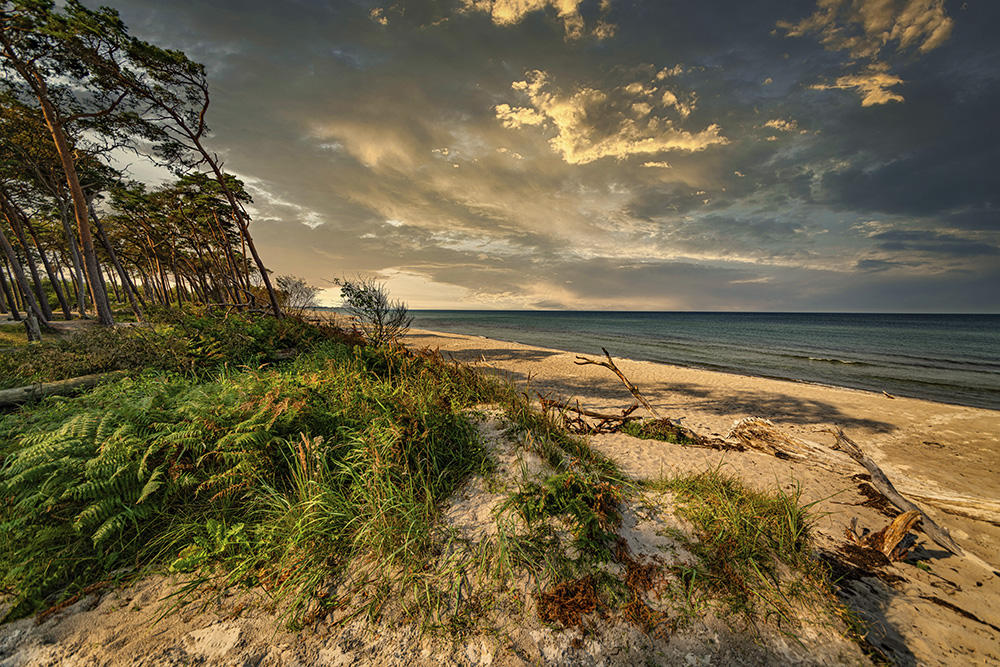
[0,310,514,623]
[645,469,827,631]
[621,418,700,445]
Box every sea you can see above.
[409,311,1000,411]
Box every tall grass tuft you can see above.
[647,469,823,630]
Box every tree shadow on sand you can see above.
[642,380,897,433]
[442,351,897,434]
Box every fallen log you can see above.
[821,427,964,556]
[0,371,128,407]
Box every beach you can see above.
[408,327,1000,665]
[2,325,999,666]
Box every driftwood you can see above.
[726,417,809,459]
[541,398,640,434]
[548,347,990,570]
[575,348,662,419]
[541,398,640,423]
[847,511,922,561]
[821,427,964,556]
[0,371,128,407]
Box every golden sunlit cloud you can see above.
[496,69,728,165]
[778,0,953,59]
[811,65,905,106]
[460,0,615,40]
[779,0,953,106]
[763,118,798,132]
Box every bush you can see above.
[334,276,411,347]
[275,275,319,315]
[0,307,355,390]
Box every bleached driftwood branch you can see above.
[575,348,662,419]
[820,426,964,556]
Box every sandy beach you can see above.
[408,328,1000,665]
[2,326,998,666]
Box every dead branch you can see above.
[541,398,640,434]
[821,427,964,556]
[540,398,641,422]
[575,348,661,419]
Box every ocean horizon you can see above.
[404,311,1000,411]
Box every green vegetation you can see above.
[0,309,851,652]
[645,469,827,630]
[622,418,701,445]
[0,307,339,390]
[0,310,506,621]
[0,323,26,348]
[335,276,413,347]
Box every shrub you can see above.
[275,275,319,315]
[334,276,412,347]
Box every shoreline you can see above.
[407,327,1000,521]
[407,311,1000,412]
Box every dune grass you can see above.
[644,469,830,631]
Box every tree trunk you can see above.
[198,158,281,318]
[0,269,7,314]
[90,203,142,320]
[56,201,89,317]
[0,192,54,321]
[208,209,244,302]
[0,222,47,325]
[10,55,115,325]
[23,216,71,320]
[0,259,18,319]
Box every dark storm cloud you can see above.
[93,0,1000,311]
[872,231,999,257]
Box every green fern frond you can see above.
[74,497,119,532]
[136,468,164,505]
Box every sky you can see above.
[104,0,999,312]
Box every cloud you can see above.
[871,230,1000,256]
[810,64,905,106]
[460,0,614,40]
[763,118,798,132]
[779,0,953,106]
[496,70,728,165]
[778,0,953,60]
